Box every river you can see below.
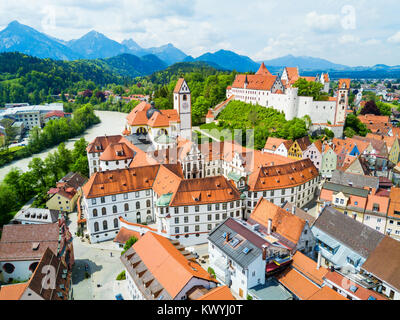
[0,111,127,181]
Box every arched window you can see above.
[136,202,140,210]
[103,220,108,230]
[114,218,118,228]
[137,213,141,224]
[113,205,117,214]
[183,94,187,101]
[124,203,129,212]
[94,168,97,173]
[94,222,99,232]
[3,263,15,274]
[93,160,96,166]
[102,207,107,216]
[93,209,98,217]
[147,200,151,207]
[29,262,39,273]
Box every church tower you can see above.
[173,78,192,141]
[335,79,350,125]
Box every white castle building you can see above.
[226,64,350,137]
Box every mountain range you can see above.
[0,20,399,78]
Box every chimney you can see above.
[262,244,267,260]
[225,232,230,242]
[317,250,322,270]
[267,218,272,235]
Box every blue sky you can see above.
[0,0,399,66]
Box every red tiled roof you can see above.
[132,232,217,299]
[249,198,306,244]
[232,74,278,91]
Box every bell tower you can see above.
[173,78,192,141]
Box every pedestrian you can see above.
[110,252,112,257]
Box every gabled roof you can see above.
[174,78,188,93]
[0,283,29,300]
[0,223,60,261]
[123,232,216,299]
[208,218,267,269]
[361,236,400,292]
[249,198,306,245]
[388,187,400,218]
[247,159,319,192]
[196,286,235,300]
[20,247,71,300]
[313,206,384,259]
[291,252,328,287]
[86,135,123,153]
[295,136,311,151]
[99,142,135,161]
[338,79,351,89]
[126,102,180,128]
[330,171,379,190]
[284,67,300,84]
[232,74,278,91]
[264,137,288,152]
[82,165,162,199]
[306,286,347,300]
[256,63,272,76]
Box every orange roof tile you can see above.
[277,267,320,300]
[169,176,241,207]
[247,159,319,192]
[114,227,142,244]
[264,137,288,152]
[0,283,28,300]
[366,194,389,215]
[83,165,162,199]
[338,79,351,90]
[232,74,278,91]
[285,67,300,84]
[291,252,328,287]
[206,109,214,118]
[256,63,272,76]
[132,232,217,299]
[174,78,185,93]
[86,135,123,153]
[307,285,348,300]
[126,102,180,128]
[99,142,135,161]
[197,286,235,300]
[388,187,400,219]
[249,198,306,244]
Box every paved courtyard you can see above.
[68,212,129,300]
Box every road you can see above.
[68,211,129,300]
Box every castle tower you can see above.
[173,78,192,141]
[335,79,350,124]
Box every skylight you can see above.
[230,238,241,247]
[242,247,251,254]
[349,285,358,293]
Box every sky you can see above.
[0,0,399,66]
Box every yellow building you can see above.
[46,172,87,213]
[288,136,311,160]
[46,187,79,213]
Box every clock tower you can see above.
[173,78,192,141]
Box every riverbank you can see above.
[0,111,127,181]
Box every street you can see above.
[68,211,129,300]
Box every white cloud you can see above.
[338,34,360,44]
[305,11,340,32]
[388,31,400,43]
